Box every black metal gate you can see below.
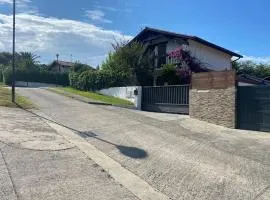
[142,85,189,114]
[237,86,270,132]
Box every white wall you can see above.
[165,39,232,71]
[99,86,142,109]
[187,40,232,71]
[166,39,181,53]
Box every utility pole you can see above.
[11,0,16,102]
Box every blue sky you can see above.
[0,0,269,66]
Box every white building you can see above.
[132,27,242,73]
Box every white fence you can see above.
[99,86,142,109]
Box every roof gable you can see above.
[57,61,74,67]
[132,27,242,58]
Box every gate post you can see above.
[134,86,142,110]
[189,71,236,128]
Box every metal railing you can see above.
[142,85,189,105]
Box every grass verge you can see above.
[48,87,134,106]
[0,86,34,109]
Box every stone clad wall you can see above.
[189,87,236,128]
[189,71,236,128]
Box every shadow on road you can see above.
[80,132,148,159]
[17,104,148,159]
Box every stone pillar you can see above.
[189,71,236,128]
[189,87,236,128]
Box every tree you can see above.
[0,52,13,66]
[233,60,270,78]
[16,52,40,71]
[72,62,94,73]
[18,52,39,64]
[0,51,40,71]
[101,41,153,86]
[38,64,48,70]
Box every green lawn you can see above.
[49,87,134,106]
[0,86,34,109]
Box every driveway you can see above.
[17,87,270,200]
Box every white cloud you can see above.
[0,0,31,5]
[0,13,132,66]
[85,10,112,24]
[0,0,38,14]
[240,55,270,64]
[0,0,12,4]
[94,5,131,13]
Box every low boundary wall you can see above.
[99,86,142,109]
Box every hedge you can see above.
[3,69,69,86]
[69,70,130,91]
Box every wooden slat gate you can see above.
[142,85,189,114]
[237,86,270,132]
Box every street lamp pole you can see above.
[11,0,16,102]
[56,53,60,72]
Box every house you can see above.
[131,27,242,85]
[238,74,270,86]
[49,60,74,73]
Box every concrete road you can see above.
[17,87,270,200]
[0,107,138,200]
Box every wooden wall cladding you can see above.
[191,71,236,90]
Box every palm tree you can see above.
[18,52,40,64]
[16,52,40,71]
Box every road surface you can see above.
[16,87,270,200]
[0,107,138,200]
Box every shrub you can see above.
[3,68,69,86]
[0,70,3,83]
[78,70,97,90]
[69,72,79,89]
[160,64,179,85]
[69,69,130,91]
[0,65,6,83]
[157,64,191,85]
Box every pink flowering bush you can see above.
[159,47,206,85]
[167,47,205,73]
